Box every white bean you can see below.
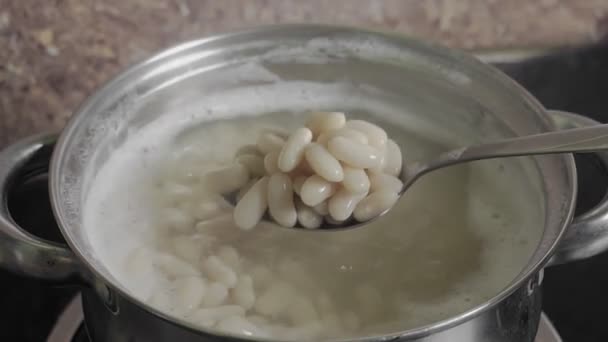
[203,163,250,194]
[154,254,200,279]
[171,235,203,264]
[295,199,322,229]
[292,175,307,196]
[232,275,256,310]
[234,177,269,230]
[201,282,229,307]
[368,172,404,193]
[190,305,246,324]
[235,144,262,157]
[162,181,193,200]
[317,128,368,146]
[260,127,289,139]
[286,296,319,325]
[327,136,381,169]
[263,151,280,174]
[174,201,196,220]
[195,213,233,232]
[328,188,366,221]
[369,146,387,174]
[300,175,336,206]
[319,112,346,131]
[291,157,314,176]
[345,119,387,149]
[353,190,399,222]
[282,321,324,340]
[304,143,344,182]
[193,195,231,221]
[313,201,329,216]
[124,250,157,301]
[192,316,217,329]
[254,281,294,316]
[236,154,266,177]
[247,315,268,326]
[267,173,297,227]
[217,246,240,271]
[257,132,285,154]
[203,256,237,288]
[325,215,346,226]
[306,111,346,137]
[384,139,403,177]
[278,127,313,172]
[149,290,173,312]
[162,207,195,232]
[342,166,370,194]
[166,161,201,185]
[196,318,216,329]
[173,276,206,312]
[217,316,266,338]
[236,179,258,202]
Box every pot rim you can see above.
[49,24,577,341]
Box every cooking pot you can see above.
[2,25,608,342]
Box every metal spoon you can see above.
[353,123,608,229]
[234,124,608,230]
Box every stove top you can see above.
[2,43,608,342]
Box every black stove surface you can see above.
[3,44,608,342]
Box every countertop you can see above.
[2,0,608,147]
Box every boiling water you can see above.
[83,84,543,340]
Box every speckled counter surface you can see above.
[1,0,608,147]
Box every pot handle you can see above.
[0,133,82,281]
[548,110,608,265]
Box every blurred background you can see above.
[1,0,608,147]
[2,1,608,342]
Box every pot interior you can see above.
[51,25,574,339]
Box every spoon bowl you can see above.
[239,122,608,230]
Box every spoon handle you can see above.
[408,124,608,181]
[459,123,608,161]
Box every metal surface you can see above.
[45,293,562,342]
[473,47,564,65]
[547,111,608,265]
[48,26,577,341]
[81,273,542,342]
[0,133,81,281]
[257,117,608,230]
[0,25,606,341]
[406,122,608,186]
[340,119,608,230]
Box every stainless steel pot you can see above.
[2,25,608,342]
